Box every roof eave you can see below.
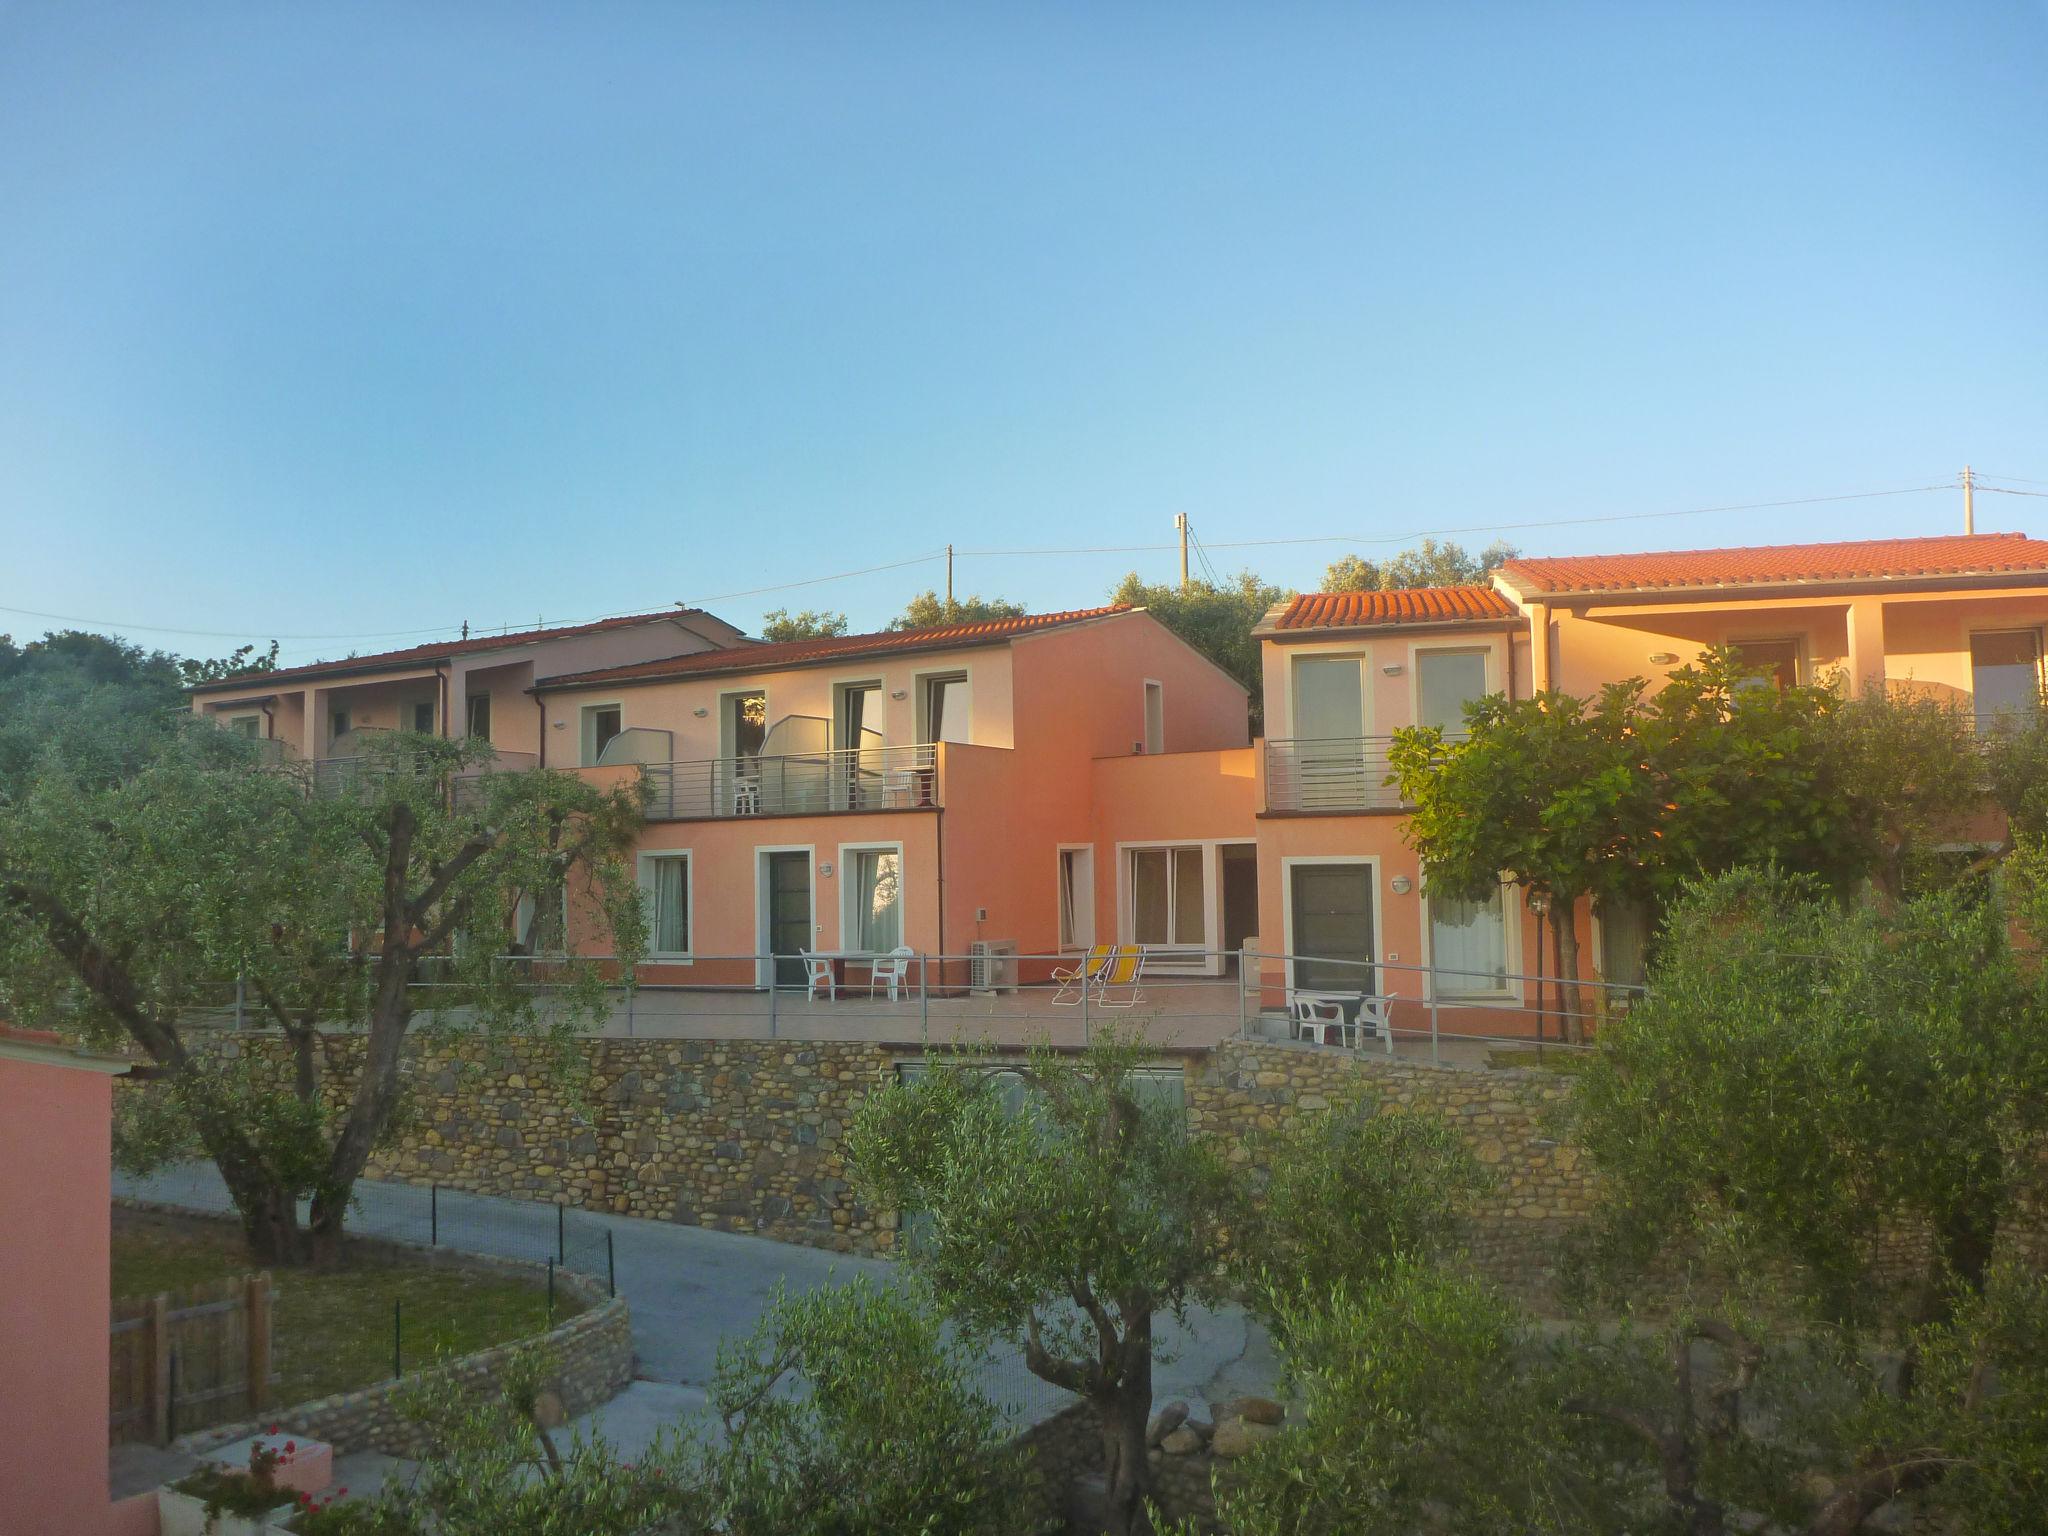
[532,627,1035,695]
[1520,569,2048,605]
[1254,614,1523,641]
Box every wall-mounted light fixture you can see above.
[890,688,909,700]
[1390,874,1413,894]
[1381,663,1404,676]
[551,720,567,730]
[692,706,709,717]
[1649,651,1679,665]
[817,862,834,878]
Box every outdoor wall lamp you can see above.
[1649,651,1679,665]
[1381,663,1404,676]
[692,706,709,717]
[890,689,909,700]
[1390,875,1413,894]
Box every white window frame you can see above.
[1116,840,1222,974]
[838,839,909,956]
[410,699,436,734]
[466,692,492,742]
[579,700,626,766]
[225,712,264,738]
[637,851,695,962]
[914,666,973,746]
[515,883,569,959]
[1968,627,2044,719]
[1284,645,1373,741]
[1279,854,1382,995]
[1407,642,1498,735]
[1056,844,1096,951]
[1727,634,1805,690]
[1141,679,1165,753]
[1420,874,1522,1005]
[829,676,888,751]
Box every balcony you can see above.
[1264,737,1408,813]
[634,743,940,821]
[307,744,540,802]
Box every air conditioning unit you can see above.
[968,939,1019,995]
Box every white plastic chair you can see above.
[869,946,915,1001]
[1355,994,1393,1041]
[800,950,836,1001]
[1288,992,1354,1046]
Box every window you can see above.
[1288,862,1375,992]
[581,704,624,766]
[921,673,970,745]
[1142,681,1164,753]
[1291,656,1364,739]
[1415,649,1489,734]
[1429,883,1509,998]
[723,691,766,759]
[638,854,691,957]
[1058,847,1095,948]
[412,701,435,733]
[466,693,492,741]
[1129,846,1204,947]
[331,707,351,741]
[227,715,261,738]
[1971,631,2043,727]
[1732,638,1801,691]
[847,847,903,952]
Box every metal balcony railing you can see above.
[1264,736,1409,812]
[635,743,940,821]
[309,746,540,802]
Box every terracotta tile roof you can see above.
[191,609,725,692]
[1264,586,1518,632]
[537,606,1132,690]
[1497,533,2048,597]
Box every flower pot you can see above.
[158,1485,295,1536]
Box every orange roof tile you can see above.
[1265,586,1517,632]
[190,609,727,692]
[536,606,1133,690]
[1497,533,2048,597]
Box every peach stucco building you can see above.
[192,530,2048,1035]
[189,607,751,767]
[0,1027,155,1536]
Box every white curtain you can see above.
[1431,886,1507,996]
[650,858,688,954]
[856,850,901,951]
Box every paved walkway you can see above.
[115,1163,1275,1463]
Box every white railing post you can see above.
[920,954,929,1050]
[768,957,779,1039]
[1427,964,1441,1065]
[1236,949,1248,1039]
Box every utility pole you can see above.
[1174,513,1189,591]
[946,544,954,610]
[1963,466,1975,534]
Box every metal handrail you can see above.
[1263,736,1407,812]
[631,742,940,820]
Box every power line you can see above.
[1975,470,2048,486]
[1979,484,2048,499]
[0,478,1966,651]
[954,482,1961,558]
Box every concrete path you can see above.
[115,1163,1275,1464]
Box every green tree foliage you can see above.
[849,1031,1236,1534]
[1107,570,1284,732]
[889,591,1028,631]
[1172,1262,1624,1536]
[757,608,850,642]
[1570,868,2048,1322]
[0,730,647,1264]
[0,628,274,792]
[1322,538,1520,593]
[1233,1096,1487,1324]
[1388,649,1965,1038]
[705,1277,1037,1535]
[1980,698,2048,848]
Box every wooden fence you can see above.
[109,1272,274,1445]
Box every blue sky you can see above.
[2,2,2044,665]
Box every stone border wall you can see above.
[202,1034,1594,1284]
[127,1206,633,1459]
[1188,1041,1594,1288]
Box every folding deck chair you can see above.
[1050,943,1113,1006]
[1092,944,1148,1009]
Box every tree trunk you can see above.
[1096,1324,1156,1535]
[1553,903,1589,1046]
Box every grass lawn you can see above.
[112,1218,584,1406]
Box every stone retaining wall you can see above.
[209,1033,1595,1284]
[148,1221,633,1459]
[1188,1041,1594,1287]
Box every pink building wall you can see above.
[0,1028,153,1536]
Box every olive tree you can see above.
[849,1031,1236,1535]
[0,728,646,1264]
